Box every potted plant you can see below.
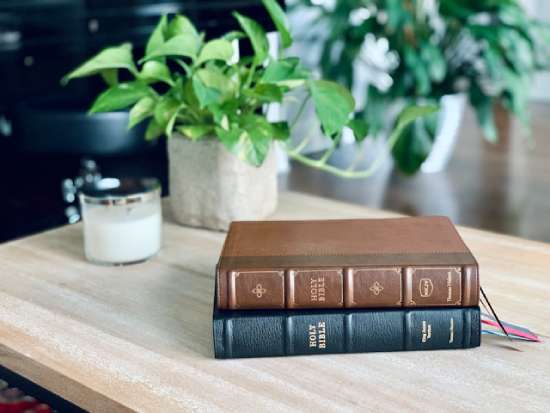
[293,0,550,173]
[63,0,434,230]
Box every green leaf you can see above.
[128,96,155,128]
[154,95,183,126]
[176,124,213,140]
[470,87,497,142]
[216,126,242,153]
[196,39,234,65]
[145,118,163,141]
[89,82,151,114]
[140,34,200,63]
[309,79,355,137]
[209,99,240,124]
[244,83,284,103]
[271,121,290,141]
[145,15,168,56]
[233,12,269,64]
[139,61,173,85]
[223,31,246,41]
[262,0,292,49]
[152,95,185,138]
[240,114,272,165]
[182,78,200,108]
[242,113,272,138]
[192,75,221,108]
[174,58,192,76]
[100,69,118,86]
[474,102,497,143]
[166,15,198,39]
[192,68,233,108]
[422,43,446,83]
[387,104,439,175]
[197,68,230,90]
[216,120,271,167]
[404,48,431,95]
[261,58,309,87]
[347,118,369,142]
[165,113,178,138]
[391,111,437,175]
[394,105,439,131]
[502,69,529,127]
[62,43,137,84]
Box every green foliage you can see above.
[391,107,439,174]
[261,57,309,87]
[347,119,369,142]
[140,34,200,63]
[89,82,151,114]
[233,12,269,64]
[286,104,438,178]
[62,43,138,84]
[309,79,355,137]
[262,0,292,48]
[63,2,433,173]
[139,61,173,86]
[128,96,155,128]
[196,39,234,65]
[297,0,550,174]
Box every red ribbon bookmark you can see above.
[481,319,540,342]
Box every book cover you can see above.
[213,305,481,359]
[217,217,479,310]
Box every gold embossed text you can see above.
[310,276,326,302]
[308,321,327,349]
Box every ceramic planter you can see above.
[421,94,466,173]
[168,135,277,231]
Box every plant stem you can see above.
[286,146,386,179]
[284,115,409,179]
[174,59,192,77]
[244,63,257,89]
[287,136,311,154]
[318,133,341,163]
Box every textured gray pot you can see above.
[168,134,277,231]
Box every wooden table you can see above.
[0,191,549,412]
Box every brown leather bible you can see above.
[216,217,479,310]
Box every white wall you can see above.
[522,0,550,101]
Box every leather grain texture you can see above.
[213,306,481,359]
[217,217,479,309]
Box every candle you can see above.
[79,178,161,265]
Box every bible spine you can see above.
[213,307,480,359]
[217,265,479,310]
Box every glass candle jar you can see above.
[79,177,162,265]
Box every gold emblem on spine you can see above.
[419,278,434,297]
[251,284,267,298]
[369,281,384,296]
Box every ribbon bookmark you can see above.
[481,318,540,342]
[480,286,513,342]
[479,286,540,343]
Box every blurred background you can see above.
[1,0,549,244]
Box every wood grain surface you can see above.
[0,191,549,412]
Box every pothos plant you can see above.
[294,0,550,174]
[63,0,435,177]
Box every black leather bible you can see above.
[213,306,480,358]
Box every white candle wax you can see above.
[83,200,161,264]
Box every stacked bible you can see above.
[213,217,480,358]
